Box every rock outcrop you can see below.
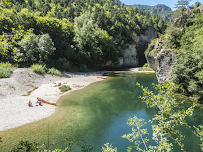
[145,38,177,82]
[102,26,157,68]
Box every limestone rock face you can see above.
[199,4,203,13]
[146,50,177,82]
[102,26,157,68]
[122,44,137,66]
[145,38,177,82]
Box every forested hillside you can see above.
[0,0,168,71]
[127,4,174,20]
[145,1,203,103]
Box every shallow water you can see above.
[0,72,202,151]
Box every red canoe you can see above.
[37,97,56,105]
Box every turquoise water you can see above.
[0,72,202,151]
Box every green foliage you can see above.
[47,67,62,77]
[103,82,195,152]
[11,141,41,152]
[102,143,118,152]
[171,13,203,103]
[194,125,203,151]
[0,28,32,62]
[30,63,46,74]
[0,13,13,34]
[19,33,39,63]
[38,33,56,64]
[122,116,150,152]
[138,67,154,71]
[174,0,191,9]
[138,63,154,71]
[0,0,169,70]
[143,63,149,67]
[11,138,95,152]
[0,62,14,78]
[59,85,71,92]
[19,32,55,64]
[74,11,118,67]
[56,58,71,71]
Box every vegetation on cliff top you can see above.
[145,2,203,104]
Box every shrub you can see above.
[30,64,46,74]
[138,67,154,71]
[0,62,14,78]
[59,85,71,92]
[47,68,62,77]
[143,63,149,67]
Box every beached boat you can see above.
[37,97,56,105]
[97,76,107,79]
[102,77,107,79]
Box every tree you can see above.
[18,33,39,63]
[174,0,191,9]
[173,0,191,28]
[38,33,56,64]
[0,28,31,62]
[103,82,195,151]
[74,11,99,66]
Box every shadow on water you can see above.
[0,72,203,151]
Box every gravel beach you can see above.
[0,68,106,131]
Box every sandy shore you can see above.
[0,67,154,132]
[0,68,106,131]
[129,67,155,73]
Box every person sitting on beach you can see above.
[28,101,33,107]
[38,101,43,106]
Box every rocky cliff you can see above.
[103,26,157,68]
[145,5,203,82]
[145,38,177,82]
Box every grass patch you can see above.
[47,67,62,77]
[138,67,154,71]
[30,64,46,74]
[138,63,154,71]
[30,64,62,76]
[22,87,38,96]
[59,85,71,92]
[0,62,14,78]
[9,85,15,90]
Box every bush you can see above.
[138,67,154,71]
[47,68,62,77]
[59,85,71,92]
[30,64,46,74]
[0,62,14,78]
[143,63,149,67]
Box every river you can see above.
[0,72,202,151]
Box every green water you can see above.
[0,72,202,151]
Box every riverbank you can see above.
[0,68,106,131]
[129,67,155,73]
[0,67,154,132]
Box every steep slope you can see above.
[145,4,203,102]
[0,0,168,70]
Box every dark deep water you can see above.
[0,72,203,151]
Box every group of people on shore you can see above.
[28,100,43,107]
